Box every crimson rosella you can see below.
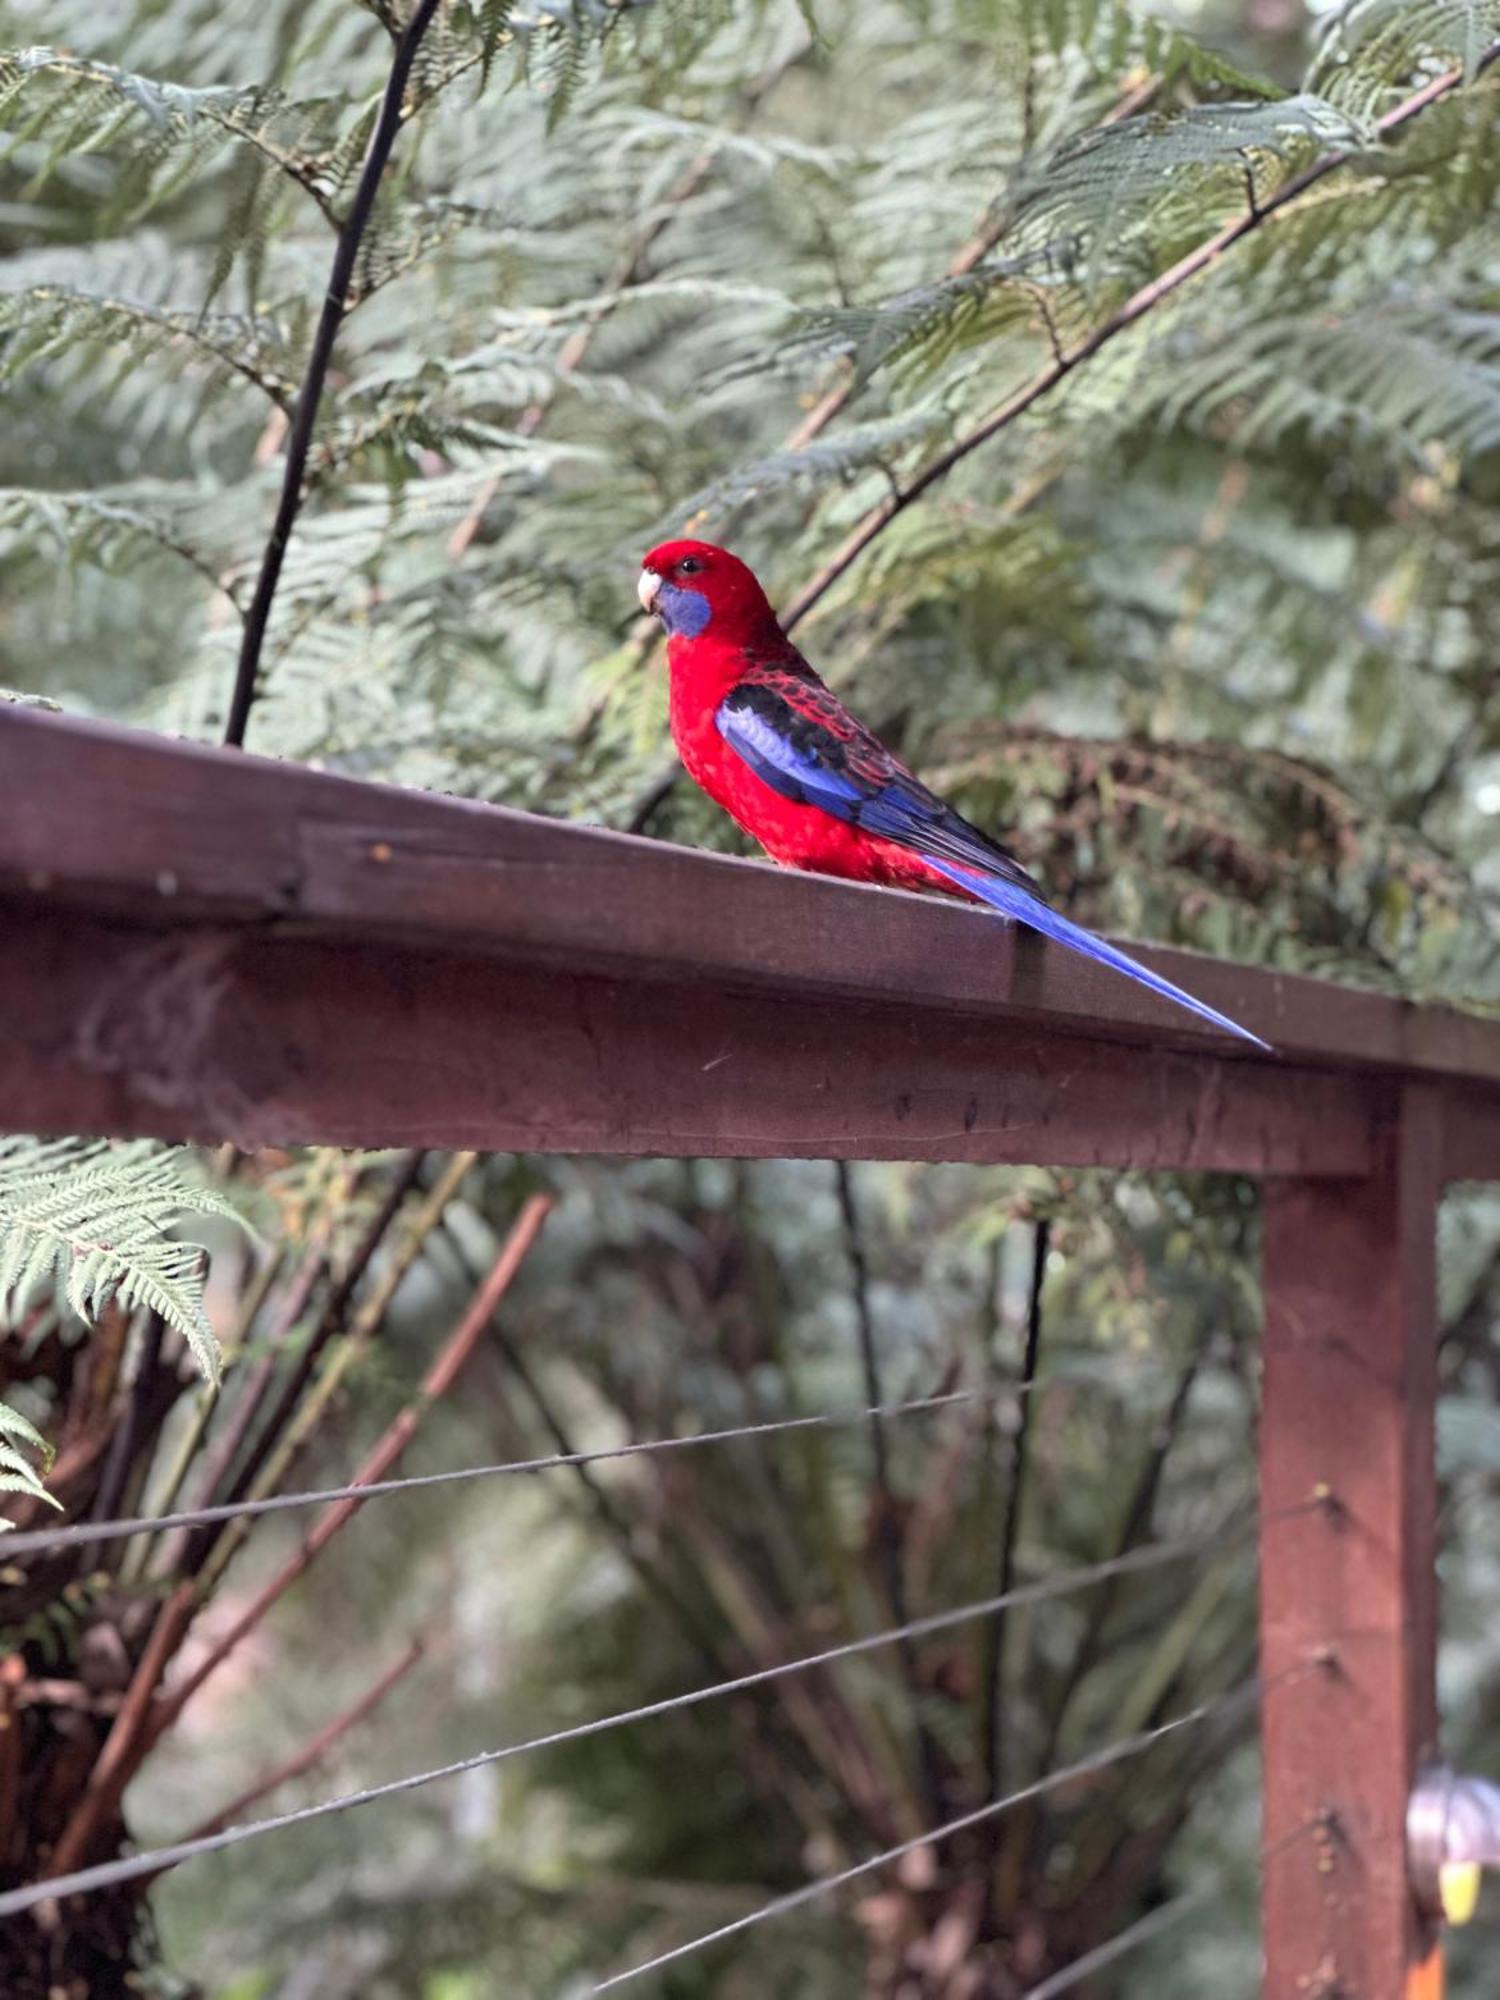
[637,537,1266,1049]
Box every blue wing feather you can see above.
[927,860,1270,1049]
[715,683,1268,1050]
[717,684,1040,893]
[715,698,867,811]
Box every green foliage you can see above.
[0,1126,255,1516]
[0,1397,57,1521]
[1152,297,1500,460]
[0,1137,249,1519]
[4,0,1500,1990]
[1310,0,1500,114]
[0,1137,243,1381]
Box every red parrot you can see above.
[638,537,1266,1048]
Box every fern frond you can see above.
[1311,0,1500,119]
[777,266,1044,387]
[759,95,1371,397]
[0,1401,59,1523]
[0,285,295,409]
[506,0,620,128]
[1006,95,1367,292]
[1155,297,1500,463]
[0,48,329,219]
[660,412,943,534]
[0,1138,249,1385]
[464,1,522,91]
[0,486,248,601]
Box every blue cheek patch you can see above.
[659,582,712,637]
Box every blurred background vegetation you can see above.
[2,0,1500,1993]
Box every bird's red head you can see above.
[637,539,781,645]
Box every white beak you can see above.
[637,569,662,616]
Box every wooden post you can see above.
[1260,1086,1445,1999]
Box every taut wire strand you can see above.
[0,1510,1304,1917]
[1019,1817,1324,1998]
[589,1676,1289,1991]
[2,1371,1156,1559]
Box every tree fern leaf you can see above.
[0,1400,55,1471]
[0,49,286,208]
[658,412,943,534]
[1312,0,1500,118]
[1151,299,1500,464]
[0,285,294,408]
[1006,95,1368,293]
[1,1450,65,1525]
[0,1139,251,1388]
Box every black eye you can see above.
[677,556,704,576]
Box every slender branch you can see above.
[128,1247,284,1583]
[0,1656,24,1864]
[64,293,297,413]
[90,1312,164,1536]
[194,1152,475,1593]
[217,1149,429,1513]
[132,1637,424,1890]
[435,1214,863,1859]
[777,45,1500,634]
[202,108,342,229]
[193,1231,332,1507]
[145,1195,553,1743]
[222,0,443,748]
[785,70,1165,459]
[458,1243,741,1680]
[154,1187,350,1579]
[835,1164,899,1557]
[1033,1332,1206,1787]
[43,1579,198,1884]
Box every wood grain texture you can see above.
[1260,1088,1445,1999]
[0,906,1376,1171]
[3,705,1498,1085]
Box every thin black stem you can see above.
[980,1219,1049,1805]
[837,1163,897,1524]
[222,0,442,749]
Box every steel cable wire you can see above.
[0,1504,1309,1918]
[0,1389,986,1558]
[1,1363,1175,1560]
[588,1674,1309,1992]
[1018,1815,1327,1999]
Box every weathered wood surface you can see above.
[1260,1088,1445,1999]
[1,903,1377,1170]
[0,706,1495,1174]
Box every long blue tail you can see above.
[928,860,1270,1051]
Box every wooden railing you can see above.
[4,702,1490,1997]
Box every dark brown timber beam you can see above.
[1260,1087,1445,1997]
[0,707,1494,1175]
[3,902,1375,1171]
